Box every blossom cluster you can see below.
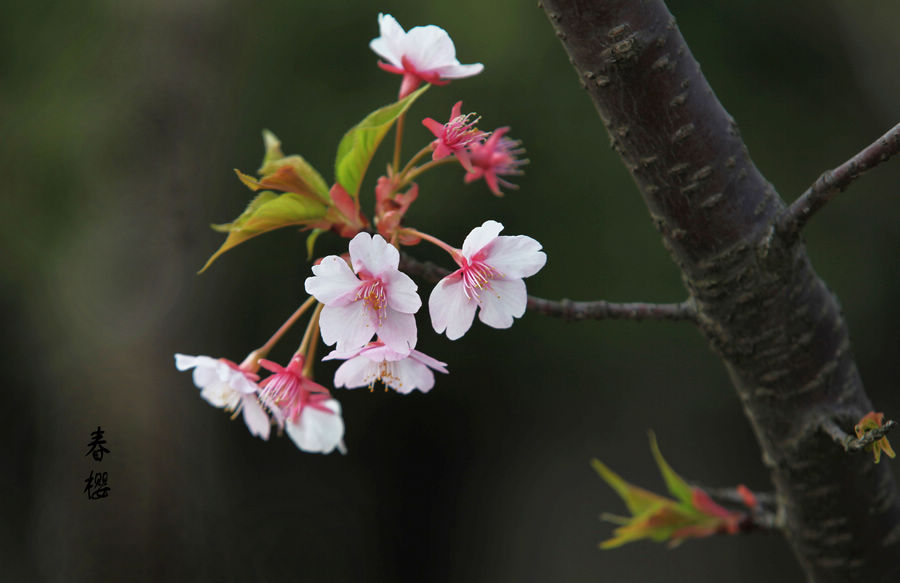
[176,14,545,455]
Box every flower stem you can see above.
[393,113,406,173]
[400,157,456,187]
[398,144,434,182]
[302,304,324,378]
[297,302,324,364]
[246,296,318,368]
[400,228,460,260]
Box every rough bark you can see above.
[539,1,900,581]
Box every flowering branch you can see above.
[822,417,898,453]
[777,122,900,240]
[399,253,697,323]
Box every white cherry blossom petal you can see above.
[404,25,457,70]
[484,235,547,278]
[305,256,360,306]
[477,277,527,329]
[241,395,271,440]
[284,400,346,454]
[461,220,504,257]
[432,62,485,79]
[429,275,477,340]
[369,13,406,67]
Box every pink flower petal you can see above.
[349,232,399,276]
[484,235,547,278]
[429,275,478,340]
[476,277,527,329]
[410,349,449,374]
[305,256,360,306]
[462,220,504,257]
[319,301,374,352]
[384,269,421,313]
[333,355,375,389]
[391,357,436,394]
[376,308,417,353]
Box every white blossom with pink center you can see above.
[174,353,272,440]
[305,232,421,353]
[324,340,448,394]
[429,220,546,340]
[369,13,484,97]
[258,356,347,455]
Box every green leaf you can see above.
[258,130,330,202]
[210,191,278,232]
[591,459,670,517]
[649,431,694,506]
[306,228,326,260]
[199,191,328,273]
[334,84,429,198]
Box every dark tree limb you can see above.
[399,253,697,323]
[539,1,900,581]
[822,418,898,452]
[778,122,900,240]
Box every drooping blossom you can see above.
[174,353,272,440]
[258,355,346,455]
[324,340,448,394]
[429,220,546,340]
[305,232,421,353]
[464,127,527,196]
[369,13,484,98]
[422,101,486,171]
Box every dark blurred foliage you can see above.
[2,1,899,581]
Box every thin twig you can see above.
[399,253,698,324]
[778,122,900,239]
[703,486,776,509]
[821,417,897,452]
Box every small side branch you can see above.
[526,296,696,323]
[702,486,781,532]
[399,253,697,324]
[821,417,897,452]
[778,122,900,239]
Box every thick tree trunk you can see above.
[539,1,900,580]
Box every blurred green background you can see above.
[3,0,899,581]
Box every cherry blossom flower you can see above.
[429,220,546,340]
[305,232,421,353]
[324,340,448,394]
[174,353,272,440]
[464,127,527,196]
[258,356,346,455]
[369,13,484,98]
[422,101,486,171]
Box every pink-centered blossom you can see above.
[259,356,346,455]
[465,127,527,196]
[305,232,421,353]
[369,13,484,98]
[324,340,448,394]
[422,101,486,171]
[174,353,271,440]
[429,220,546,340]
